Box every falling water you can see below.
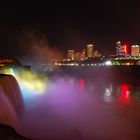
[0,74,24,127]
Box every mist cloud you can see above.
[17,29,63,66]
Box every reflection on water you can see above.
[16,74,140,140]
[118,85,133,106]
[74,77,140,105]
[79,79,85,91]
[103,83,140,105]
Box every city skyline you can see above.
[65,41,140,60]
[0,1,140,58]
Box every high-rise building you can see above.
[74,52,80,61]
[93,50,101,58]
[116,41,127,56]
[87,44,93,58]
[116,41,121,56]
[67,50,74,61]
[131,45,139,56]
[80,49,86,61]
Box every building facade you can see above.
[67,50,75,61]
[116,41,127,56]
[87,44,93,58]
[131,45,139,56]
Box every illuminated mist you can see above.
[10,74,139,140]
[0,68,48,96]
[1,65,140,140]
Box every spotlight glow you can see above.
[0,68,48,95]
[105,61,112,66]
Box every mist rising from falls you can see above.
[14,75,137,140]
[1,67,140,140]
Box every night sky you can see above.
[0,1,140,59]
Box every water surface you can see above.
[16,68,140,140]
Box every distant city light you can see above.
[105,61,112,66]
[124,44,127,54]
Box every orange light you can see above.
[124,45,127,54]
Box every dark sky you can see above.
[0,0,140,58]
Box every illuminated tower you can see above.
[131,45,139,56]
[116,41,121,56]
[87,44,93,58]
[116,41,127,56]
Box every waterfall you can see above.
[0,74,24,126]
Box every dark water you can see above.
[16,67,140,140]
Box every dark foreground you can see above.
[0,124,31,140]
